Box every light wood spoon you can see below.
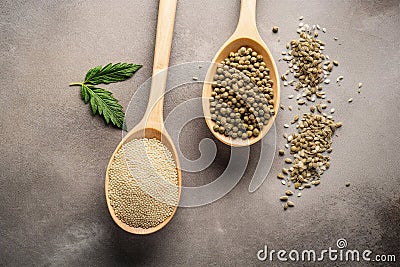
[105,0,181,235]
[202,0,280,147]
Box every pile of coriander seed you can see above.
[209,46,275,140]
[276,19,345,210]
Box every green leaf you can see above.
[84,63,142,85]
[80,84,90,103]
[82,84,125,128]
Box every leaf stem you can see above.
[69,82,83,87]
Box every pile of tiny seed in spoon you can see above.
[107,138,178,228]
[209,46,275,140]
[276,18,345,210]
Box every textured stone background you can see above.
[0,0,399,266]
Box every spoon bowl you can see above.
[202,0,280,147]
[105,124,181,235]
[105,0,180,234]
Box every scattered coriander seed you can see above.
[285,190,294,196]
[279,149,285,156]
[297,193,302,197]
[280,196,289,201]
[192,76,198,81]
[299,16,304,20]
[284,124,289,128]
[283,203,288,210]
[281,180,286,185]
[272,26,279,33]
[294,182,301,189]
[333,60,339,66]
[330,108,335,114]
[348,98,353,103]
[277,173,285,179]
[285,158,293,164]
[287,201,295,207]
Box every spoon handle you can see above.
[234,0,260,39]
[145,0,177,128]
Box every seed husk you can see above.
[283,203,288,210]
[345,182,350,187]
[277,173,285,179]
[348,98,353,103]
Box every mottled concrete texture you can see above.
[1,0,399,266]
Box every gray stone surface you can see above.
[1,0,399,266]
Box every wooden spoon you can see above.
[202,0,280,147]
[105,0,181,235]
